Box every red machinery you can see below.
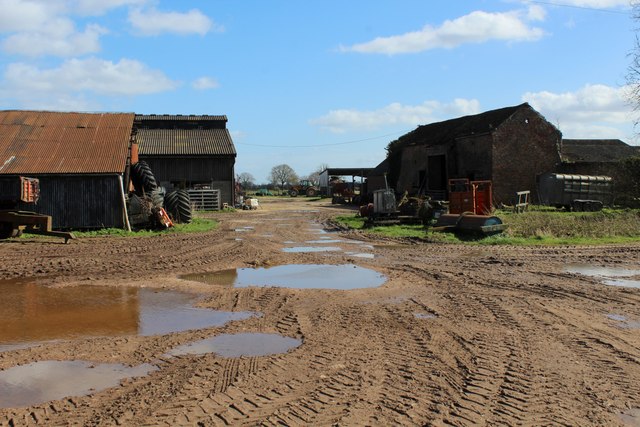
[448,179,493,215]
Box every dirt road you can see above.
[1,197,640,426]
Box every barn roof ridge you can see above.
[387,103,530,151]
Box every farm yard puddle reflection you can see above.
[607,314,640,329]
[0,360,156,408]
[282,246,342,253]
[167,333,302,358]
[181,264,387,290]
[414,313,437,320]
[0,280,256,351]
[566,265,640,289]
[619,408,640,426]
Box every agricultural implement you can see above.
[0,177,75,243]
[433,212,507,236]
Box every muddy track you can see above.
[1,198,640,426]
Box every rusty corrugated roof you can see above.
[136,128,236,156]
[0,110,134,174]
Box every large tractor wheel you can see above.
[289,189,298,197]
[176,190,192,224]
[164,190,179,220]
[131,161,158,194]
[305,187,317,197]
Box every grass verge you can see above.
[335,207,640,245]
[70,217,218,238]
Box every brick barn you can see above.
[383,103,562,204]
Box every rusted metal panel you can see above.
[136,129,236,156]
[0,111,135,174]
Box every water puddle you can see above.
[345,252,375,259]
[606,314,640,329]
[305,239,344,244]
[619,408,640,426]
[566,265,640,289]
[182,264,387,290]
[282,246,342,253]
[308,229,329,234]
[167,333,302,358]
[0,360,156,408]
[414,313,437,319]
[0,280,255,350]
[234,227,254,232]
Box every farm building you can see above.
[0,110,134,229]
[380,103,562,204]
[134,115,236,208]
[559,139,640,178]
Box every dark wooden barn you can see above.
[382,103,562,204]
[134,115,237,207]
[0,110,135,229]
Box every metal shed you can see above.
[0,110,134,229]
[135,115,237,207]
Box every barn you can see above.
[134,114,237,207]
[0,110,135,229]
[559,139,640,177]
[382,103,562,204]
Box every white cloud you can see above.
[2,21,106,57]
[523,84,634,139]
[310,99,481,133]
[129,7,219,36]
[1,57,178,108]
[0,0,55,32]
[340,7,545,55]
[192,77,219,90]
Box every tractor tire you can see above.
[163,190,180,221]
[289,190,298,197]
[131,161,158,194]
[176,190,192,224]
[306,188,317,197]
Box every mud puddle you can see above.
[0,360,156,408]
[607,314,640,329]
[0,280,255,351]
[167,333,302,358]
[566,265,640,288]
[181,264,387,290]
[282,246,342,253]
[415,313,437,319]
[619,408,640,426]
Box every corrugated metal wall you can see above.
[140,156,235,204]
[0,175,124,229]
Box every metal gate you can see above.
[187,189,221,211]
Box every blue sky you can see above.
[0,0,635,183]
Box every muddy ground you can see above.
[1,197,640,426]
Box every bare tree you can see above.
[237,172,255,189]
[306,163,329,186]
[628,1,640,127]
[269,164,298,190]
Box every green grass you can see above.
[335,207,640,246]
[72,217,218,238]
